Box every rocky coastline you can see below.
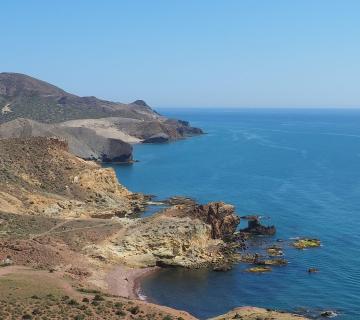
[0,137,316,319]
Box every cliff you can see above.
[0,118,134,162]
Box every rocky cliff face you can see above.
[0,118,133,162]
[0,137,144,217]
[166,202,240,239]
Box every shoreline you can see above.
[105,264,160,300]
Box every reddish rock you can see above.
[184,202,240,240]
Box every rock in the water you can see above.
[320,310,338,318]
[241,217,276,236]
[266,245,283,256]
[257,258,288,266]
[246,266,272,273]
[293,238,321,249]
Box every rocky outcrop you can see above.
[142,133,170,143]
[241,217,276,235]
[0,137,145,217]
[209,306,310,320]
[93,202,242,268]
[165,202,240,240]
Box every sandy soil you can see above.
[60,118,142,143]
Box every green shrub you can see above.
[128,305,140,315]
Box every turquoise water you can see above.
[108,109,360,319]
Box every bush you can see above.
[128,306,140,315]
[67,299,79,306]
[93,294,105,301]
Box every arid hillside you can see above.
[0,137,144,217]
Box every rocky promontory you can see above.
[94,202,243,268]
[0,72,203,162]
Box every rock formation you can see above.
[164,202,240,240]
[241,216,276,235]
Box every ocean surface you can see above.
[107,108,360,319]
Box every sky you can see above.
[1,0,360,108]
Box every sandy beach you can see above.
[105,264,159,299]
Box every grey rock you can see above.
[142,133,170,143]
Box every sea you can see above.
[106,108,360,319]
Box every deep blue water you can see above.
[107,108,360,319]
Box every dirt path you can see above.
[30,219,70,239]
[30,219,120,239]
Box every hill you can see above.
[0,72,203,161]
[0,72,160,123]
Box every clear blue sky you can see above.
[2,0,360,108]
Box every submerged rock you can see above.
[320,310,338,318]
[293,238,321,249]
[246,266,272,273]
